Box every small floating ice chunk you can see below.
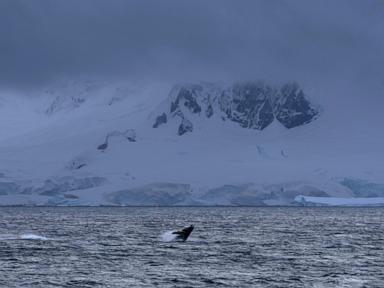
[20,234,49,241]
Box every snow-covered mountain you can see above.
[0,79,383,206]
[151,81,319,135]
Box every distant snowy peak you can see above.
[43,80,131,115]
[43,80,99,115]
[152,81,319,135]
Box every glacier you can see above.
[0,79,383,206]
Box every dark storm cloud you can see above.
[0,0,383,88]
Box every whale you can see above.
[172,225,194,241]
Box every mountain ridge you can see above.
[152,81,319,135]
[0,79,382,206]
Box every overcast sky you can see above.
[0,0,383,89]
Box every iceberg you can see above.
[295,195,384,206]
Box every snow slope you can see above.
[0,79,383,206]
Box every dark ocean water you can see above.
[0,207,383,288]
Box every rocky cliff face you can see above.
[152,81,319,135]
[272,82,319,129]
[221,82,275,130]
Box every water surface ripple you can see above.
[0,207,383,287]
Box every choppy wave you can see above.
[1,207,383,287]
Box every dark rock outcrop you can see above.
[222,82,275,130]
[97,142,108,151]
[152,81,319,135]
[153,113,167,128]
[205,104,213,118]
[124,129,137,142]
[170,85,203,114]
[273,82,318,129]
[178,118,193,136]
[97,129,137,151]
